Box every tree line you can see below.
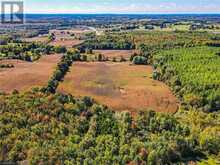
[43,50,81,93]
[77,34,135,52]
[0,42,67,62]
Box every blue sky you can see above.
[22,0,220,14]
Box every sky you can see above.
[20,0,220,14]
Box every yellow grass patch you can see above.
[58,62,179,114]
[0,54,61,93]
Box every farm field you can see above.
[50,28,93,35]
[0,54,61,93]
[49,39,84,48]
[23,36,49,43]
[58,62,178,113]
[48,28,88,48]
[93,50,136,60]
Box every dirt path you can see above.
[58,62,179,113]
[0,54,61,93]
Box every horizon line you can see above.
[22,13,220,15]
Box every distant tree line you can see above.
[0,42,67,62]
[77,35,135,52]
[206,42,220,47]
[190,24,218,31]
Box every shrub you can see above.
[132,56,148,65]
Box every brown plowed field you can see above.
[0,54,61,93]
[58,62,179,114]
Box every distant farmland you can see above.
[49,39,84,48]
[23,36,49,43]
[93,50,136,60]
[58,62,178,114]
[48,28,88,48]
[0,55,61,93]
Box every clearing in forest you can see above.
[58,62,179,113]
[0,54,61,93]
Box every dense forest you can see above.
[78,31,220,52]
[0,90,219,164]
[153,46,220,112]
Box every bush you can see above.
[120,56,126,62]
[132,56,148,65]
[54,46,67,53]
[82,55,87,61]
[0,64,14,68]
[112,57,117,62]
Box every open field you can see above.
[50,28,93,35]
[49,39,84,48]
[49,28,88,48]
[0,54,61,93]
[93,50,136,59]
[58,62,178,113]
[23,36,49,43]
